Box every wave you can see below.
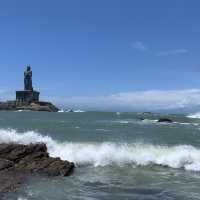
[58,109,85,113]
[58,109,65,113]
[73,109,85,113]
[115,120,130,124]
[111,119,157,125]
[15,110,30,112]
[1,129,200,171]
[117,119,199,127]
[187,112,200,119]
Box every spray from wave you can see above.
[187,112,200,119]
[1,129,200,171]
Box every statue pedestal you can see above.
[16,90,40,105]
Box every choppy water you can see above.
[1,111,200,199]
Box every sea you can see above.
[1,111,200,199]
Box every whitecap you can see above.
[1,129,200,171]
[74,110,85,113]
[187,112,200,119]
[58,109,65,113]
[95,129,110,132]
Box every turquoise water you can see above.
[1,111,200,199]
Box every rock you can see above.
[0,101,59,112]
[0,159,14,170]
[0,143,47,162]
[157,118,173,123]
[0,171,25,195]
[0,143,74,195]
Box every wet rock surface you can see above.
[0,143,74,196]
[157,118,173,123]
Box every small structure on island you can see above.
[16,66,40,104]
[0,66,59,112]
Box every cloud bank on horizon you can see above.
[1,88,200,112]
[45,89,200,112]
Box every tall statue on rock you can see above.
[24,66,33,91]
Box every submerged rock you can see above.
[139,117,145,121]
[0,143,74,195]
[157,118,173,123]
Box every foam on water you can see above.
[187,112,200,119]
[74,109,85,113]
[58,109,85,113]
[1,129,200,171]
[58,109,65,113]
[141,119,158,124]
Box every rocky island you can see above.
[0,66,59,112]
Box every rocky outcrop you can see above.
[157,118,173,123]
[0,101,59,112]
[16,101,59,112]
[0,143,74,195]
[0,101,16,111]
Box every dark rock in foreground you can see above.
[157,118,173,123]
[0,143,74,195]
[0,101,59,112]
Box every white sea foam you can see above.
[187,112,200,119]
[17,198,28,200]
[1,129,200,171]
[58,109,65,113]
[64,109,85,113]
[96,129,110,132]
[117,120,129,124]
[74,109,85,113]
[141,119,158,124]
[15,110,30,112]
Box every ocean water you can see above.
[1,111,200,199]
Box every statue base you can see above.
[0,100,59,112]
[16,90,40,105]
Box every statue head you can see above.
[26,66,31,71]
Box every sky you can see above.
[0,0,200,112]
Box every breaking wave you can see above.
[187,112,200,119]
[1,129,200,171]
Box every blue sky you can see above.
[0,0,200,111]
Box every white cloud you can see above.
[132,41,147,51]
[2,86,200,112]
[157,49,188,56]
[46,89,200,112]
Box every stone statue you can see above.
[24,66,33,91]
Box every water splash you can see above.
[1,129,200,171]
[187,112,200,119]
